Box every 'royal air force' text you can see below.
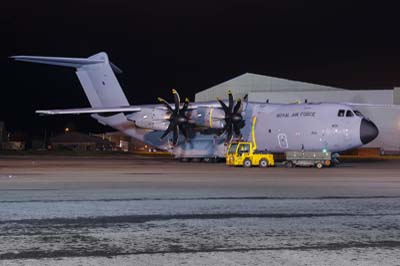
[276,112,316,118]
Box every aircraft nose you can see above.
[360,118,379,144]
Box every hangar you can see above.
[195,73,400,154]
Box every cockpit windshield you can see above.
[353,110,364,117]
[346,110,354,117]
[228,143,238,154]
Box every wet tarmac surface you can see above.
[0,155,400,265]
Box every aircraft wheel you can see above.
[243,159,252,168]
[286,161,294,168]
[316,162,323,169]
[259,159,268,168]
[204,157,218,163]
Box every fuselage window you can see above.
[346,110,354,117]
[338,109,345,117]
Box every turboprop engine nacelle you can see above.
[192,107,225,129]
[128,108,170,131]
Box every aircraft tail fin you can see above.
[11,52,129,108]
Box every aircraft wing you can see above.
[154,102,222,111]
[37,102,221,115]
[192,102,222,108]
[182,102,224,109]
[36,106,141,115]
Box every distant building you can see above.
[94,131,131,152]
[94,131,161,152]
[2,127,26,151]
[2,141,25,151]
[50,132,114,152]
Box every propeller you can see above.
[217,90,245,142]
[158,89,192,145]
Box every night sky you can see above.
[2,1,400,135]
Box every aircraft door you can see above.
[277,133,289,149]
[338,109,353,142]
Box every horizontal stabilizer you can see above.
[12,52,128,107]
[36,106,141,115]
[10,55,104,68]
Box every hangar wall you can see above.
[248,90,393,105]
[195,73,400,153]
[195,73,344,102]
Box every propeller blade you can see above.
[172,89,180,113]
[233,124,241,136]
[233,98,242,114]
[158,89,192,145]
[181,97,190,113]
[160,122,175,139]
[228,90,233,113]
[217,98,229,113]
[157,97,174,113]
[217,92,245,142]
[179,124,189,139]
[226,124,233,143]
[172,126,179,145]
[216,128,224,137]
[160,128,171,139]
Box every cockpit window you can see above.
[346,110,354,117]
[354,110,363,117]
[337,109,345,117]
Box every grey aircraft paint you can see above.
[11,52,379,158]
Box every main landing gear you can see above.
[178,157,221,163]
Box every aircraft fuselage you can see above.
[100,102,377,158]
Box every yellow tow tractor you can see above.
[225,117,274,168]
[226,141,275,167]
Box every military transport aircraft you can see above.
[11,52,379,160]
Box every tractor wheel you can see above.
[259,159,268,168]
[243,159,252,168]
[316,162,323,169]
[286,161,294,168]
